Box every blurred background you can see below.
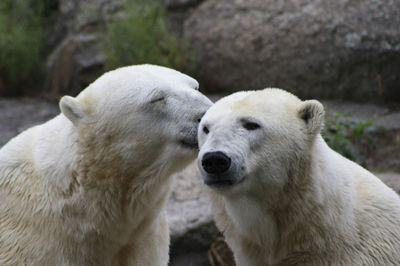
[0,0,399,265]
[1,0,399,101]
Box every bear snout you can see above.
[180,121,201,149]
[202,151,231,175]
[195,111,207,123]
[200,151,243,187]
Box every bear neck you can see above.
[71,128,175,209]
[36,116,173,238]
[219,135,356,263]
[272,135,356,260]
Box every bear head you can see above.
[197,88,324,197]
[60,64,212,179]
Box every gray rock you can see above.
[376,172,400,195]
[185,0,400,103]
[169,251,210,266]
[322,100,400,170]
[167,161,217,249]
[46,34,106,97]
[48,0,124,48]
[375,113,400,131]
[164,0,205,45]
[167,161,217,265]
[164,0,203,10]
[0,98,58,148]
[45,0,124,97]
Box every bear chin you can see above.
[179,126,200,149]
[205,178,236,187]
[203,174,245,188]
[180,138,198,149]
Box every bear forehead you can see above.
[208,88,302,119]
[98,66,195,91]
[121,64,199,91]
[75,64,199,106]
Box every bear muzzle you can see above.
[200,151,240,187]
[202,151,231,174]
[180,110,208,149]
[180,137,198,149]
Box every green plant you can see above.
[323,112,385,161]
[0,0,46,92]
[103,0,194,72]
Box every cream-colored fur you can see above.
[197,88,400,265]
[0,64,211,265]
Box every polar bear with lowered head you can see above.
[197,88,400,265]
[0,64,211,265]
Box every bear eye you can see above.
[243,122,260,131]
[203,126,209,134]
[149,96,165,104]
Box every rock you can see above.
[167,161,217,250]
[185,0,400,103]
[169,251,210,266]
[164,0,205,40]
[323,100,400,170]
[46,34,106,97]
[376,172,400,195]
[167,161,218,265]
[45,0,200,97]
[164,0,203,10]
[48,0,124,49]
[45,0,124,97]
[0,98,58,147]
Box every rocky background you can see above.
[1,0,399,265]
[184,0,400,102]
[33,0,400,102]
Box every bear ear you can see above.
[148,89,167,104]
[59,96,86,126]
[297,100,325,135]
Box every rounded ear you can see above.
[297,100,325,135]
[59,96,85,126]
[148,88,167,104]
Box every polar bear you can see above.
[197,88,400,265]
[0,64,212,266]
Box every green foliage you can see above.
[103,0,193,72]
[323,112,385,161]
[0,0,46,91]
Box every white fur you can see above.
[0,64,211,265]
[198,88,400,265]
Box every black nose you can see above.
[196,112,206,123]
[202,151,231,175]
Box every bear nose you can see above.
[202,151,231,175]
[196,112,206,123]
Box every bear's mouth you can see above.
[204,178,235,187]
[180,138,198,149]
[180,129,198,149]
[203,175,238,188]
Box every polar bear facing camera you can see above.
[0,64,211,265]
[197,88,400,265]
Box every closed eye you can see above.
[243,122,261,130]
[150,97,165,104]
